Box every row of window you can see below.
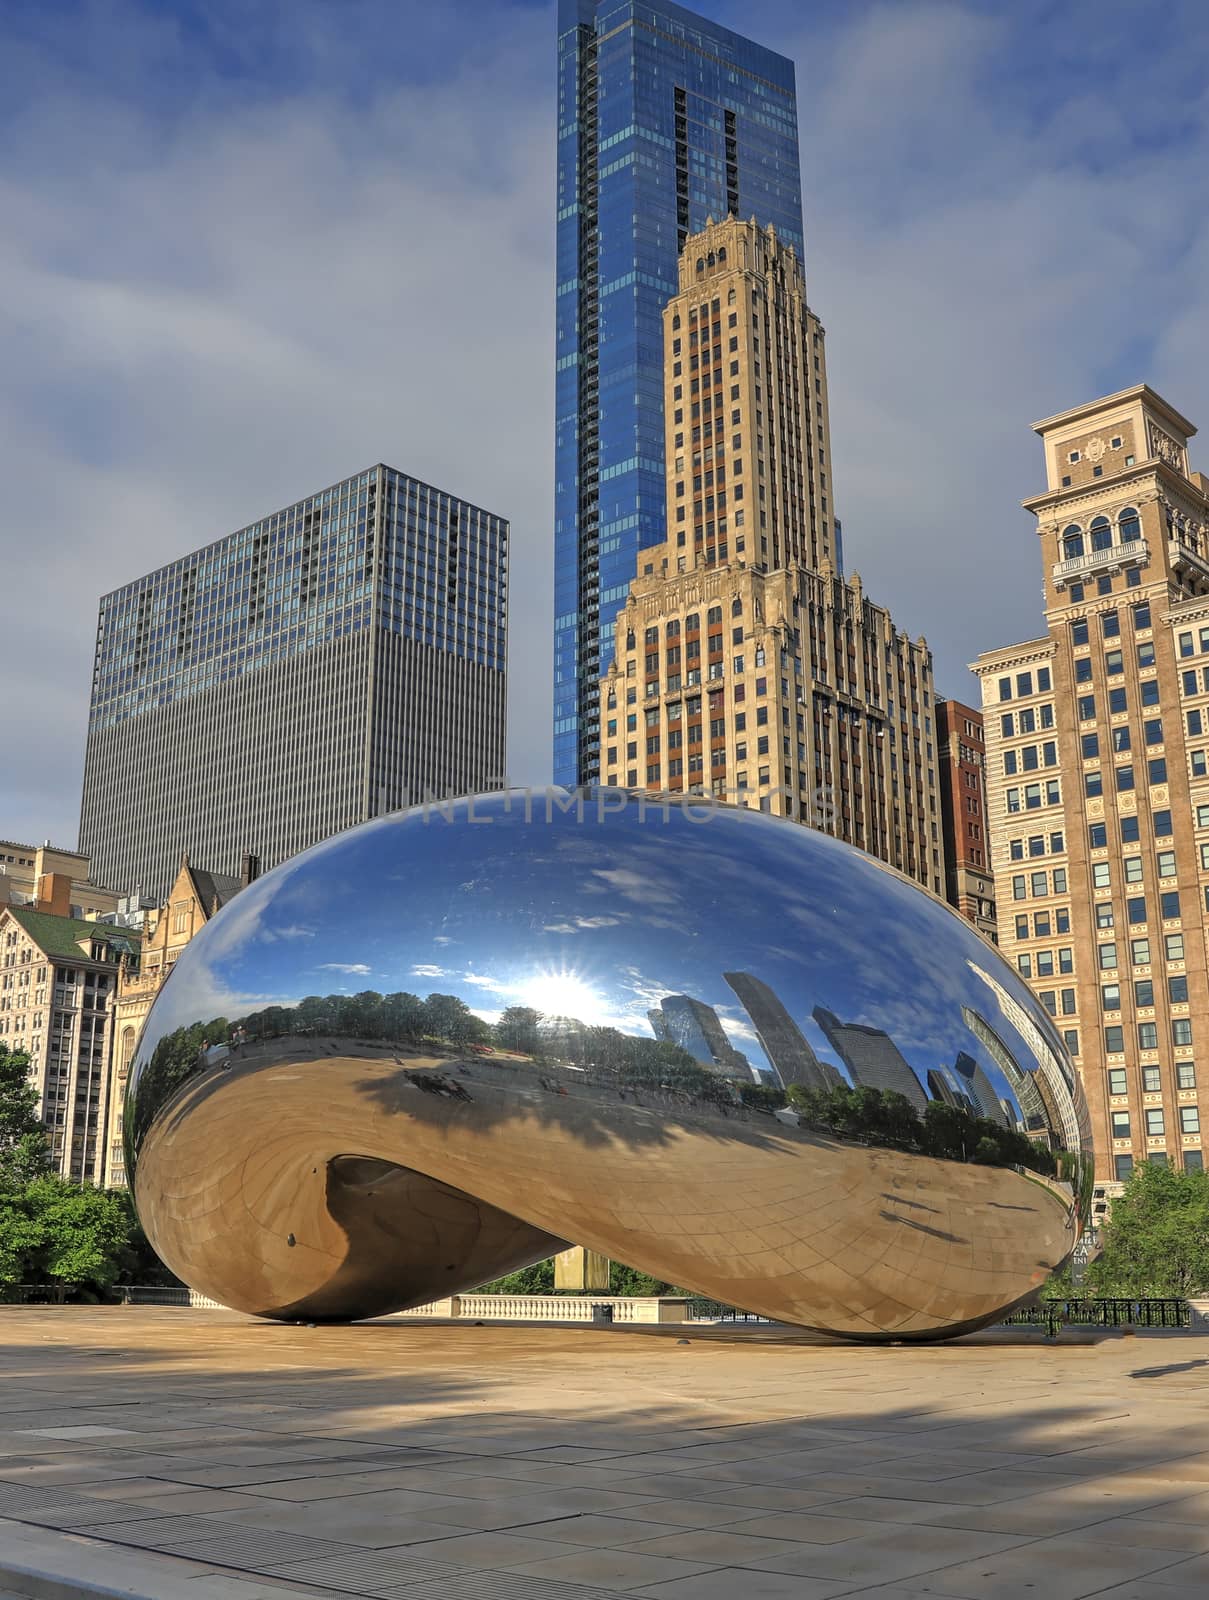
[1084,758,1169,794]
[1105,1020,1194,1051]
[1013,908,1072,939]
[1016,948,1074,978]
[1100,976,1189,1007]
[1088,851,1179,882]
[1108,1063,1197,1094]
[1000,704,1055,736]
[1005,779,1061,812]
[1067,569,1143,603]
[997,668,1052,701]
[1060,509,1141,557]
[1073,645,1153,681]
[1007,831,1065,859]
[1112,1107,1199,1139]
[1081,722,1163,758]
[1070,601,1149,643]
[1004,741,1058,774]
[1177,625,1209,657]
[1011,869,1068,899]
[1096,931,1186,965]
[1091,889,1184,923]
[1088,810,1173,845]
[1078,683,1159,719]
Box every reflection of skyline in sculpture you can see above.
[962,1004,1052,1142]
[965,962,1089,1153]
[723,971,843,1093]
[953,1050,1013,1129]
[927,1067,977,1114]
[812,1006,928,1111]
[648,994,753,1082]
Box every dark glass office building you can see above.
[80,467,507,899]
[554,0,804,786]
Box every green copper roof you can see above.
[5,906,142,962]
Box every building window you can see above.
[1146,1108,1165,1137]
[1174,1019,1194,1046]
[1114,1154,1134,1181]
[1181,1106,1201,1134]
[1108,1067,1127,1096]
[1111,1111,1131,1139]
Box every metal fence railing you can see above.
[1003,1298,1191,1335]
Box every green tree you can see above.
[423,993,487,1048]
[0,1044,50,1185]
[496,1006,544,1057]
[20,1177,134,1293]
[1085,1161,1209,1298]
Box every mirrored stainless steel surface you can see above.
[128,790,1092,1340]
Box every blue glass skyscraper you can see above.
[554,0,804,786]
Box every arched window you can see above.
[625,629,635,650]
[696,257,704,275]
[731,595,742,616]
[707,251,716,268]
[119,1027,136,1073]
[1089,516,1112,552]
[666,618,680,638]
[1118,506,1141,543]
[672,313,681,330]
[717,247,727,264]
[1062,524,1084,559]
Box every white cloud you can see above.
[5,0,1209,862]
[317,962,372,975]
[410,963,449,978]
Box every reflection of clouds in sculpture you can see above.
[133,789,1082,1127]
[128,790,1092,1339]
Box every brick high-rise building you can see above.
[936,699,997,941]
[973,385,1209,1201]
[600,217,942,895]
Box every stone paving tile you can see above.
[602,1494,769,1527]
[625,1525,811,1564]
[512,1512,688,1547]
[5,1311,1209,1600]
[715,1509,888,1543]
[921,1536,1196,1599]
[631,1571,857,1599]
[402,1527,599,1568]
[1094,1517,1209,1554]
[743,1525,1032,1583]
[504,1544,722,1591]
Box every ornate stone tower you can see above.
[975,385,1209,1200]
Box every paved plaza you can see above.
[1,1310,1209,1599]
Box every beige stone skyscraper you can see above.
[974,386,1209,1207]
[600,217,942,895]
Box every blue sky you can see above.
[3,0,1209,858]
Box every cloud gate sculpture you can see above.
[127,790,1092,1341]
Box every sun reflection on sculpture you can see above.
[519,967,604,1023]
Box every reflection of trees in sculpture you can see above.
[783,1083,1059,1177]
[126,1016,230,1158]
[135,990,737,1127]
[134,991,1063,1177]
